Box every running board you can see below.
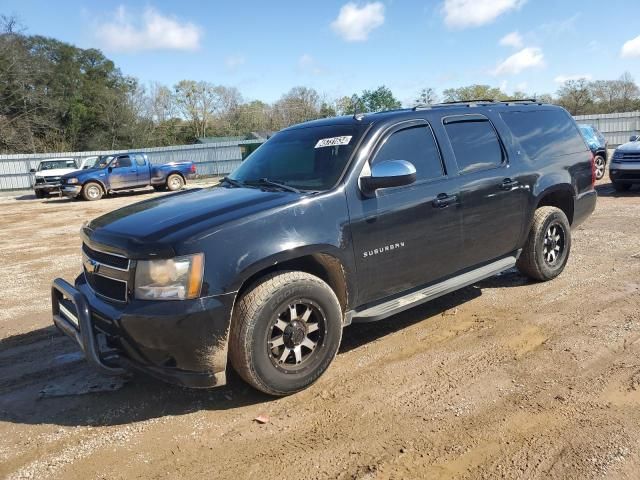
[347,255,517,324]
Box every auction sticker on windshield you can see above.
[314,136,352,148]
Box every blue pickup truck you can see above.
[60,153,196,201]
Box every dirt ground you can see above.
[1,180,639,480]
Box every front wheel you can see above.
[517,206,571,282]
[82,182,103,201]
[166,174,184,191]
[229,271,343,396]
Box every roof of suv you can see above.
[284,100,561,131]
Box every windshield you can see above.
[228,125,363,191]
[38,159,76,171]
[87,155,114,169]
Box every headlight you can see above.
[135,253,204,300]
[67,178,79,184]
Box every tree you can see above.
[173,80,221,139]
[272,86,321,128]
[335,95,357,116]
[556,79,592,115]
[356,86,401,112]
[442,84,508,102]
[416,87,438,105]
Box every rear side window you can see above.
[134,154,146,167]
[372,125,444,181]
[443,116,503,174]
[116,156,132,168]
[501,109,588,160]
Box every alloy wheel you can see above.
[543,223,565,265]
[268,301,325,371]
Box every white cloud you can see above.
[225,55,246,71]
[621,34,640,58]
[331,2,385,42]
[499,31,523,49]
[443,0,526,29]
[297,53,325,75]
[554,74,592,84]
[95,6,202,52]
[492,47,544,76]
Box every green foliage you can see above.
[354,86,401,113]
[442,84,509,102]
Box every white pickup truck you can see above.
[30,157,94,198]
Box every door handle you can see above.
[500,178,519,190]
[432,193,457,208]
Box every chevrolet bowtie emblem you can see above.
[87,258,100,274]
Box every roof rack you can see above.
[412,98,543,111]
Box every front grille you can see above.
[82,243,129,270]
[85,272,127,302]
[82,243,131,303]
[621,152,640,161]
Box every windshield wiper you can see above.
[220,176,246,188]
[245,178,301,193]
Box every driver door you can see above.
[108,155,137,189]
[347,120,464,305]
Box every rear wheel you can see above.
[593,155,606,180]
[517,206,571,282]
[612,181,631,192]
[166,174,184,191]
[229,271,343,396]
[82,182,103,201]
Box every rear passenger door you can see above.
[348,119,464,305]
[133,154,151,186]
[441,114,528,267]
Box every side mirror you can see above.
[360,160,417,195]
[29,168,36,173]
[108,166,113,173]
[630,135,639,142]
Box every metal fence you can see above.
[0,140,264,191]
[574,111,640,147]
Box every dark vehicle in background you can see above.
[610,134,640,191]
[60,153,197,201]
[578,124,608,180]
[52,101,596,396]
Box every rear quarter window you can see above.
[500,109,588,160]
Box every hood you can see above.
[61,168,102,180]
[85,186,303,255]
[35,168,78,177]
[616,141,640,152]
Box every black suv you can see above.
[52,101,597,396]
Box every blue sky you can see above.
[4,0,640,105]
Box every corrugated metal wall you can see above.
[0,140,263,191]
[574,111,640,147]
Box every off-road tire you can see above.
[517,206,571,282]
[82,182,103,201]
[34,190,45,199]
[612,181,631,192]
[166,174,184,191]
[229,271,343,396]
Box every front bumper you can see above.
[61,185,82,197]
[51,275,235,388]
[610,161,640,184]
[34,183,62,193]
